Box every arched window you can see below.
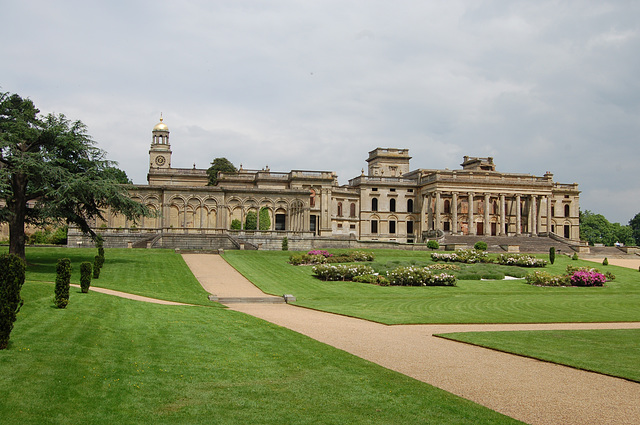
[407,199,413,213]
[390,199,396,212]
[350,203,356,217]
[564,204,570,218]
[372,198,378,212]
[444,199,451,214]
[337,202,343,217]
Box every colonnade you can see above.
[421,191,556,236]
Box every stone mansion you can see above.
[68,118,581,249]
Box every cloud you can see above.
[1,0,639,223]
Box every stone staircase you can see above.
[440,234,577,254]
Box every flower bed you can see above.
[495,253,547,267]
[525,265,609,287]
[386,266,456,286]
[312,264,375,281]
[289,253,327,265]
[308,250,333,258]
[425,263,460,271]
[431,249,489,264]
[570,270,606,287]
[525,271,568,286]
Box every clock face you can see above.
[155,155,166,166]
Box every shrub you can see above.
[572,252,579,260]
[426,240,440,250]
[289,253,326,265]
[0,254,26,350]
[431,249,489,264]
[604,271,616,281]
[495,253,547,267]
[549,247,555,265]
[525,271,567,287]
[93,255,103,279]
[425,263,460,271]
[352,274,389,286]
[349,251,375,262]
[386,266,456,286]
[312,264,374,281]
[244,211,257,230]
[281,237,288,251]
[474,241,488,251]
[527,265,609,287]
[308,250,333,258]
[54,258,72,308]
[602,257,608,266]
[49,226,68,245]
[231,219,242,230]
[259,207,271,230]
[570,270,606,287]
[80,262,92,293]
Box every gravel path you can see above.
[182,253,640,425]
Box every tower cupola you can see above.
[149,114,172,169]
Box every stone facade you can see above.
[66,118,581,248]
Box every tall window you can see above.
[372,198,378,212]
[371,220,378,234]
[564,204,570,217]
[444,199,451,214]
[337,202,343,217]
[350,203,356,217]
[407,199,413,213]
[407,220,414,234]
[389,221,396,234]
[390,198,396,212]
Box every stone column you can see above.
[484,193,490,236]
[421,195,428,235]
[304,206,310,232]
[531,196,537,236]
[427,194,433,231]
[435,191,441,231]
[499,194,506,236]
[546,195,552,234]
[515,195,521,235]
[468,192,475,235]
[537,196,543,235]
[451,192,458,234]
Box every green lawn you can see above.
[223,250,640,324]
[4,247,213,306]
[0,281,520,424]
[437,329,640,382]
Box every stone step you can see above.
[213,296,287,304]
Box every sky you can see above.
[2,1,639,224]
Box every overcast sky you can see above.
[2,1,639,224]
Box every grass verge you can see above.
[436,329,640,382]
[7,247,213,306]
[0,281,521,425]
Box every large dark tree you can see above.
[206,157,237,186]
[0,92,149,260]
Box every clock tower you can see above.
[149,115,172,170]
